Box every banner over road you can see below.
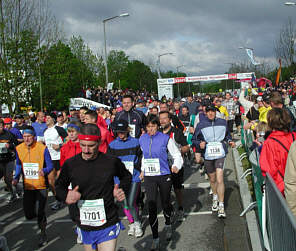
[157,72,254,85]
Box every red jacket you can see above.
[96,115,108,130]
[60,140,81,167]
[97,124,114,153]
[260,131,296,195]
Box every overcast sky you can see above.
[50,0,295,76]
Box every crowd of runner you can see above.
[1,79,296,251]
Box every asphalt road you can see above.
[0,149,251,251]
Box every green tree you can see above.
[36,41,84,111]
[68,35,101,88]
[121,60,157,91]
[0,30,39,113]
[107,50,129,87]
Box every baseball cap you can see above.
[205,104,217,112]
[47,112,57,121]
[4,118,12,124]
[112,120,129,132]
[181,98,186,102]
[57,111,63,117]
[148,103,154,109]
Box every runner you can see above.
[139,115,183,250]
[222,92,236,137]
[159,111,190,222]
[56,123,131,251]
[56,111,68,130]
[0,119,18,203]
[159,102,185,132]
[107,119,143,238]
[4,117,23,144]
[32,112,47,143]
[13,114,29,142]
[114,95,147,138]
[192,104,235,218]
[79,106,89,124]
[12,126,53,247]
[84,110,113,153]
[44,112,68,210]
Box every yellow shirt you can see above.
[216,105,229,119]
[259,106,272,123]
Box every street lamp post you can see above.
[103,13,129,88]
[176,65,185,97]
[285,2,296,5]
[157,53,173,79]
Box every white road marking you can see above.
[120,211,212,220]
[0,211,213,225]
[183,182,210,189]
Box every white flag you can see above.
[246,49,260,65]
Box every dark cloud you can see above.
[50,0,295,76]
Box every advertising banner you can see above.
[69,98,110,110]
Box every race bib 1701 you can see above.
[78,199,107,227]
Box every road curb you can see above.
[232,147,264,251]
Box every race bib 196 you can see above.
[78,199,107,227]
[123,161,134,175]
[143,158,161,176]
[23,163,39,179]
[207,142,223,158]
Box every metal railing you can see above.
[239,121,296,251]
[265,173,296,251]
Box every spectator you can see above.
[260,108,296,195]
[284,140,296,218]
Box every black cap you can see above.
[47,112,57,121]
[112,119,129,132]
[15,114,24,119]
[57,112,63,117]
[205,104,217,112]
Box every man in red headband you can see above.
[55,124,131,251]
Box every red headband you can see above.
[78,134,101,141]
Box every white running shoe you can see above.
[134,221,143,238]
[212,199,218,212]
[218,205,226,218]
[128,223,135,236]
[76,227,83,244]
